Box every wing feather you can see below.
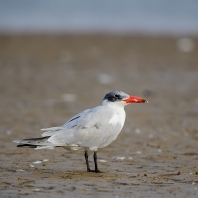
[47,106,116,149]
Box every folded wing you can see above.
[46,106,115,150]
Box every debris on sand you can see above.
[6,130,12,135]
[134,128,141,134]
[16,169,25,172]
[33,161,42,164]
[33,159,49,164]
[33,189,40,192]
[98,159,107,162]
[112,157,125,160]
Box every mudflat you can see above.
[0,35,198,198]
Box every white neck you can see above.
[102,99,126,109]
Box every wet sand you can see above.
[0,35,198,197]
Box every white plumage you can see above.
[13,91,148,172]
[41,104,125,151]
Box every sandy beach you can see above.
[0,35,198,197]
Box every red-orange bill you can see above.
[123,96,149,103]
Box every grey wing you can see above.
[47,106,116,149]
[62,109,91,129]
[41,109,91,137]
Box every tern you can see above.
[13,91,148,173]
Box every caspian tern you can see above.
[13,91,148,173]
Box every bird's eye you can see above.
[108,96,115,101]
[115,94,120,98]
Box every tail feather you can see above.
[12,136,75,149]
[17,144,37,148]
[12,136,52,149]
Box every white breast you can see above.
[94,107,126,149]
[109,108,126,132]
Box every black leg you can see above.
[84,150,94,172]
[94,151,102,173]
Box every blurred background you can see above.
[0,0,198,197]
[1,0,198,35]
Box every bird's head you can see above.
[102,91,148,107]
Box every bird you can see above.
[13,91,148,173]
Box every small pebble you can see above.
[16,169,25,172]
[135,128,141,134]
[33,161,42,164]
[112,157,125,160]
[6,130,12,135]
[33,189,40,191]
[98,159,107,162]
